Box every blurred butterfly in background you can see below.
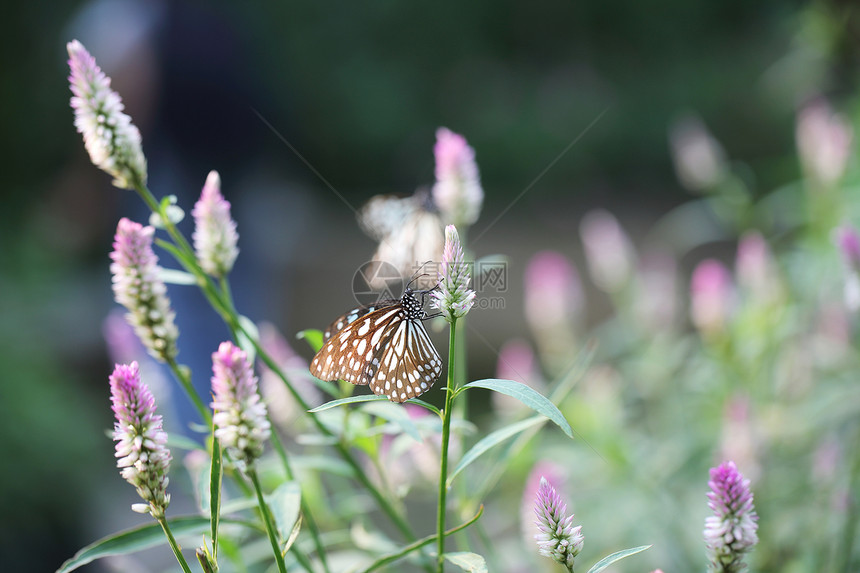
[309,283,443,403]
[357,188,444,291]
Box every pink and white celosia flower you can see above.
[67,39,146,189]
[110,362,171,517]
[211,342,271,470]
[431,225,476,322]
[704,461,759,572]
[192,170,239,277]
[110,218,178,362]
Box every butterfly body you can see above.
[310,289,443,402]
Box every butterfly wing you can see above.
[366,318,442,402]
[321,299,399,341]
[310,304,405,387]
[310,305,442,402]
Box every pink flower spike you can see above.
[579,209,635,293]
[67,40,146,189]
[534,477,584,570]
[110,362,171,518]
[432,128,484,228]
[211,342,270,471]
[192,170,239,277]
[110,218,178,362]
[704,461,758,572]
[430,225,476,322]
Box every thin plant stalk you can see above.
[437,317,458,571]
[165,356,211,426]
[248,468,291,573]
[157,517,194,573]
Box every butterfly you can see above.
[358,188,444,288]
[309,286,443,403]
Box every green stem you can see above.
[165,356,211,426]
[248,468,291,573]
[270,430,331,573]
[437,318,458,571]
[157,516,194,573]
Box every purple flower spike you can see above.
[110,218,178,362]
[430,225,476,322]
[534,477,584,571]
[192,170,239,277]
[211,342,271,470]
[67,40,146,189]
[432,128,484,228]
[704,461,759,572]
[110,362,171,518]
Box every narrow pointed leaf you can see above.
[209,438,222,557]
[308,394,388,412]
[158,268,198,285]
[444,552,488,573]
[462,379,572,437]
[586,545,652,573]
[282,515,303,556]
[57,517,209,572]
[448,416,544,487]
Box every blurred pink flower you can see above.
[834,225,860,312]
[669,114,727,192]
[494,339,543,418]
[736,231,781,304]
[704,461,758,572]
[579,209,635,293]
[690,259,733,337]
[797,98,853,186]
[432,128,484,228]
[524,251,583,332]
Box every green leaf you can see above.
[308,394,389,412]
[448,416,544,487]
[586,545,652,573]
[443,552,488,573]
[57,516,210,572]
[158,268,198,285]
[209,438,222,557]
[361,402,422,441]
[297,329,324,353]
[461,379,573,438]
[268,481,301,543]
[405,398,442,417]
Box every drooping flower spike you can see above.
[211,342,271,471]
[110,218,179,362]
[704,461,759,572]
[67,40,147,189]
[431,225,476,323]
[192,170,239,278]
[110,362,171,518]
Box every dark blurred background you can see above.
[2,0,856,570]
